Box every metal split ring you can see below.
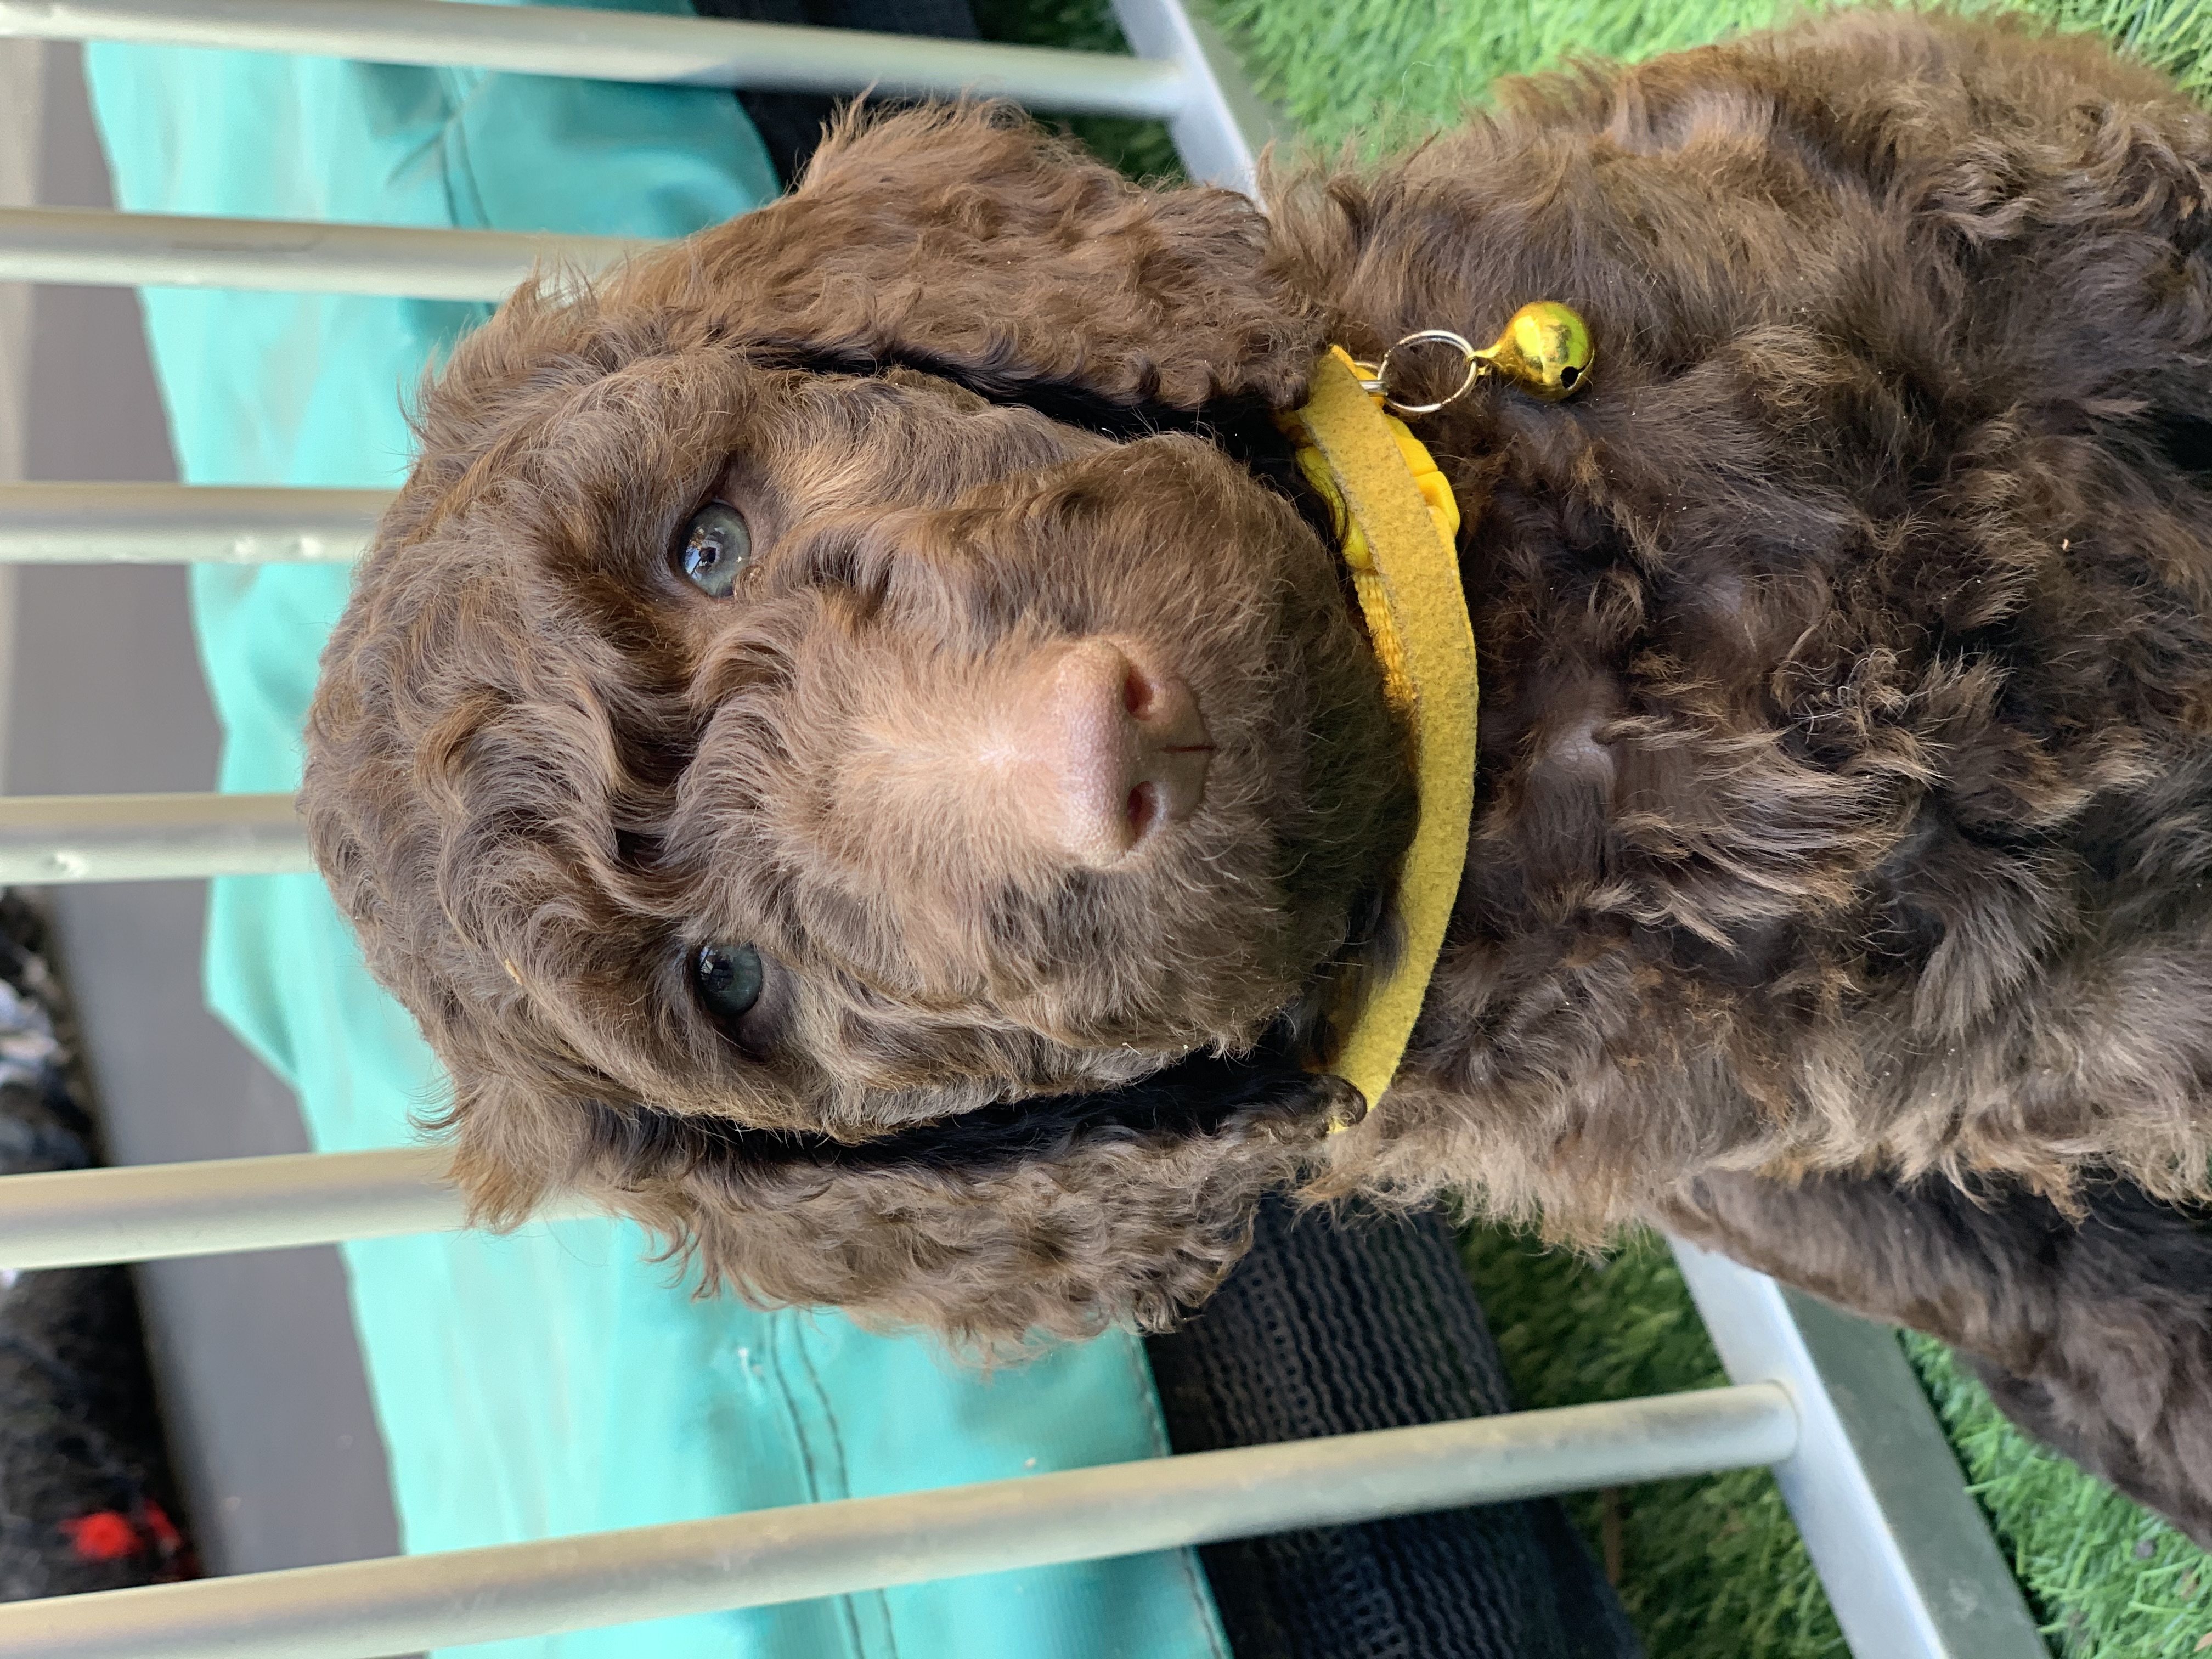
[1357,330,1485,417]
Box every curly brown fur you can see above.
[309,7,2212,1514]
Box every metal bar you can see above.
[1109,0,1285,194]
[0,482,387,562]
[0,1383,1796,1659]
[1668,1238,2045,1659]
[0,0,1190,117]
[0,1147,605,1268]
[0,792,307,883]
[0,204,644,297]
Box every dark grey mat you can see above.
[1146,1197,1644,1659]
[0,894,194,1597]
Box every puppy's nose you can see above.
[1008,639,1212,867]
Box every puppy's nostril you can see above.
[1127,781,1160,842]
[1122,664,1155,720]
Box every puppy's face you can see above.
[504,360,1398,1115]
[306,108,1413,1340]
[667,371,1402,1119]
[314,353,1407,1109]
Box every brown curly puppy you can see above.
[306,10,2212,1538]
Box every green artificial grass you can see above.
[992,0,2212,163]
[1211,0,2212,151]
[1462,1228,1848,1658]
[1905,1334,2212,1656]
[1463,1222,2212,1658]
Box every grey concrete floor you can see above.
[4,43,401,1578]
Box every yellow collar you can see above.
[1278,347,1478,1119]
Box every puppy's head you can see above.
[305,106,1415,1345]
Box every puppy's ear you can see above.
[608,103,1322,413]
[445,1051,1341,1353]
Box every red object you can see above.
[61,1511,142,1562]
[139,1500,183,1554]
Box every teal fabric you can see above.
[81,18,1229,1657]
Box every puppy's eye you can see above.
[679,503,752,598]
[694,942,764,1021]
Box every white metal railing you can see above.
[0,0,1280,193]
[0,3,2051,1656]
[0,482,385,560]
[0,1137,2043,1659]
[0,1,1276,286]
[0,205,643,296]
[0,791,307,881]
[0,1147,488,1266]
[0,0,1192,114]
[0,1386,1798,1659]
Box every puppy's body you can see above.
[1311,14,2212,1232]
[306,12,2212,1537]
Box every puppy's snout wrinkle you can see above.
[1007,639,1212,867]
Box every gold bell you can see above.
[1476,301,1594,402]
